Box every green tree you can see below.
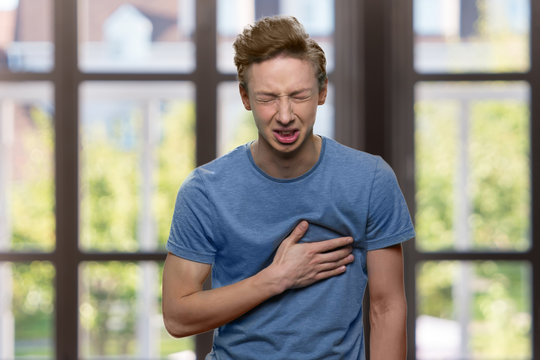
[78,99,195,356]
[11,106,55,252]
[8,104,55,356]
[415,86,531,358]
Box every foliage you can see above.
[11,262,55,357]
[415,89,529,251]
[415,84,531,358]
[79,261,138,355]
[469,101,529,250]
[77,99,196,356]
[7,99,196,357]
[153,101,196,248]
[80,100,195,252]
[418,261,531,357]
[471,261,531,356]
[4,104,55,356]
[415,101,457,251]
[417,261,455,319]
[10,105,55,252]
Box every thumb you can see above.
[285,220,309,245]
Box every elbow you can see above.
[369,297,407,322]
[163,314,195,338]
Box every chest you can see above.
[208,179,369,285]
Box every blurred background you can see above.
[0,0,537,359]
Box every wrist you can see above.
[255,265,289,296]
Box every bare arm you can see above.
[162,221,354,337]
[367,243,407,360]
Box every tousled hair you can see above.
[233,15,327,91]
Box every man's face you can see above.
[239,55,327,157]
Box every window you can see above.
[0,1,365,359]
[383,0,539,358]
[8,1,528,359]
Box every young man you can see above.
[162,16,415,360]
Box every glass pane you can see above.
[78,0,195,73]
[0,82,55,252]
[80,82,195,252]
[217,81,335,156]
[217,0,335,73]
[0,262,55,359]
[414,0,530,73]
[79,261,195,359]
[415,82,530,252]
[0,0,53,72]
[416,261,531,359]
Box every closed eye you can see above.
[291,94,312,103]
[253,89,314,104]
[255,97,277,104]
[290,89,314,103]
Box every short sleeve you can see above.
[365,157,415,250]
[166,169,217,264]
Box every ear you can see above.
[239,84,252,111]
[318,78,328,105]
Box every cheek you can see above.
[251,107,275,125]
[249,113,267,135]
[296,104,318,122]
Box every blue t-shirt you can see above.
[167,137,415,360]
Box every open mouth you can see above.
[273,130,300,144]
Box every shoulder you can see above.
[323,137,384,175]
[178,144,252,199]
[193,143,250,180]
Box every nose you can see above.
[276,96,293,125]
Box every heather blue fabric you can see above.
[167,136,415,360]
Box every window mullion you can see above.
[194,0,218,358]
[195,0,218,166]
[333,0,364,150]
[384,0,417,358]
[530,0,540,357]
[54,0,80,358]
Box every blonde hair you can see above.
[233,15,327,91]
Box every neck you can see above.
[251,135,322,179]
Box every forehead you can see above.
[246,56,318,92]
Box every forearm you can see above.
[369,299,407,360]
[163,266,283,337]
[163,222,354,338]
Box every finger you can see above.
[317,253,355,272]
[284,220,309,245]
[317,246,354,264]
[314,265,348,282]
[312,236,354,253]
